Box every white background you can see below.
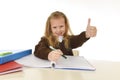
[0,0,120,61]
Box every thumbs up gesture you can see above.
[86,18,97,38]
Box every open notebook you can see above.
[16,54,96,71]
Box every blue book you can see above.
[0,49,32,64]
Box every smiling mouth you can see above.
[56,33,63,36]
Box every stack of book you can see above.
[0,61,23,75]
[0,49,32,75]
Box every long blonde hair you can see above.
[44,11,73,48]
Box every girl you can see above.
[34,11,97,62]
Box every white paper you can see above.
[16,54,95,71]
[0,68,22,75]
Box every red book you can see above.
[0,61,23,75]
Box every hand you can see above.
[86,18,97,38]
[48,49,63,62]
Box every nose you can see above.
[56,27,61,32]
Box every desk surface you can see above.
[0,60,120,80]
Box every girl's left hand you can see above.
[86,18,97,38]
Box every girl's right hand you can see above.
[48,49,63,62]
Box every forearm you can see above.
[70,31,90,48]
[34,45,51,60]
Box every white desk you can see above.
[0,60,120,80]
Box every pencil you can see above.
[49,46,67,59]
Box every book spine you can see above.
[0,49,32,64]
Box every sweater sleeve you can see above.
[70,31,90,49]
[34,37,51,60]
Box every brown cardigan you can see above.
[34,31,89,60]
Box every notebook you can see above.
[0,49,32,64]
[16,54,96,71]
[0,61,23,75]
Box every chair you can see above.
[72,50,79,56]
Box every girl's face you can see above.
[50,18,65,38]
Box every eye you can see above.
[60,25,64,28]
[52,26,57,29]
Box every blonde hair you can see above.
[44,11,73,48]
